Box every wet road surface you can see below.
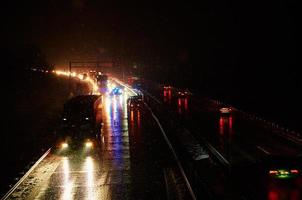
[5,90,178,200]
[142,84,302,199]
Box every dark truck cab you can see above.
[57,95,102,150]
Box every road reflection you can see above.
[267,178,302,200]
[219,116,233,136]
[217,116,234,160]
[61,157,74,200]
[177,97,189,115]
[85,157,95,200]
[55,90,133,199]
[163,88,172,104]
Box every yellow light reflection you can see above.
[63,157,69,185]
[137,110,141,128]
[105,95,111,116]
[130,110,134,122]
[85,157,95,200]
[62,157,74,200]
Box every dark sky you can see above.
[4,0,298,78]
[3,0,301,129]
[4,1,202,66]
[4,0,298,72]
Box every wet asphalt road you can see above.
[5,91,176,200]
[144,84,302,199]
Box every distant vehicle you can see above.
[89,70,97,80]
[57,95,102,151]
[177,89,189,98]
[264,155,302,180]
[96,74,108,85]
[127,95,143,109]
[219,107,232,114]
[163,86,172,89]
[269,169,300,179]
[110,87,122,96]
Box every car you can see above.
[264,155,302,179]
[127,95,143,109]
[219,107,232,114]
[163,85,172,90]
[176,89,189,98]
[269,169,300,179]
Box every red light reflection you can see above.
[137,110,141,128]
[229,116,233,133]
[163,88,172,104]
[268,188,300,200]
[219,116,233,136]
[219,117,224,135]
[184,98,188,111]
[168,90,171,103]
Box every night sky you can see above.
[4,0,300,128]
[4,0,298,67]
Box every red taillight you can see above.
[290,169,299,174]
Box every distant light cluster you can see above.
[31,68,100,95]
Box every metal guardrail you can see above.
[1,148,51,200]
[145,103,197,200]
[114,77,197,200]
[208,98,302,145]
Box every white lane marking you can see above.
[1,148,51,200]
[257,146,271,155]
[203,140,230,167]
[145,103,197,200]
[144,90,161,104]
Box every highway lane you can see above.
[159,86,302,162]
[138,82,302,199]
[3,89,179,200]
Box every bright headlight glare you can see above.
[85,142,93,148]
[61,143,68,148]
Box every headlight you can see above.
[85,141,93,148]
[63,118,67,121]
[61,142,68,149]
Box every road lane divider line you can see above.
[142,90,161,104]
[145,103,197,200]
[111,78,137,96]
[257,146,271,155]
[1,148,51,200]
[201,137,230,169]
